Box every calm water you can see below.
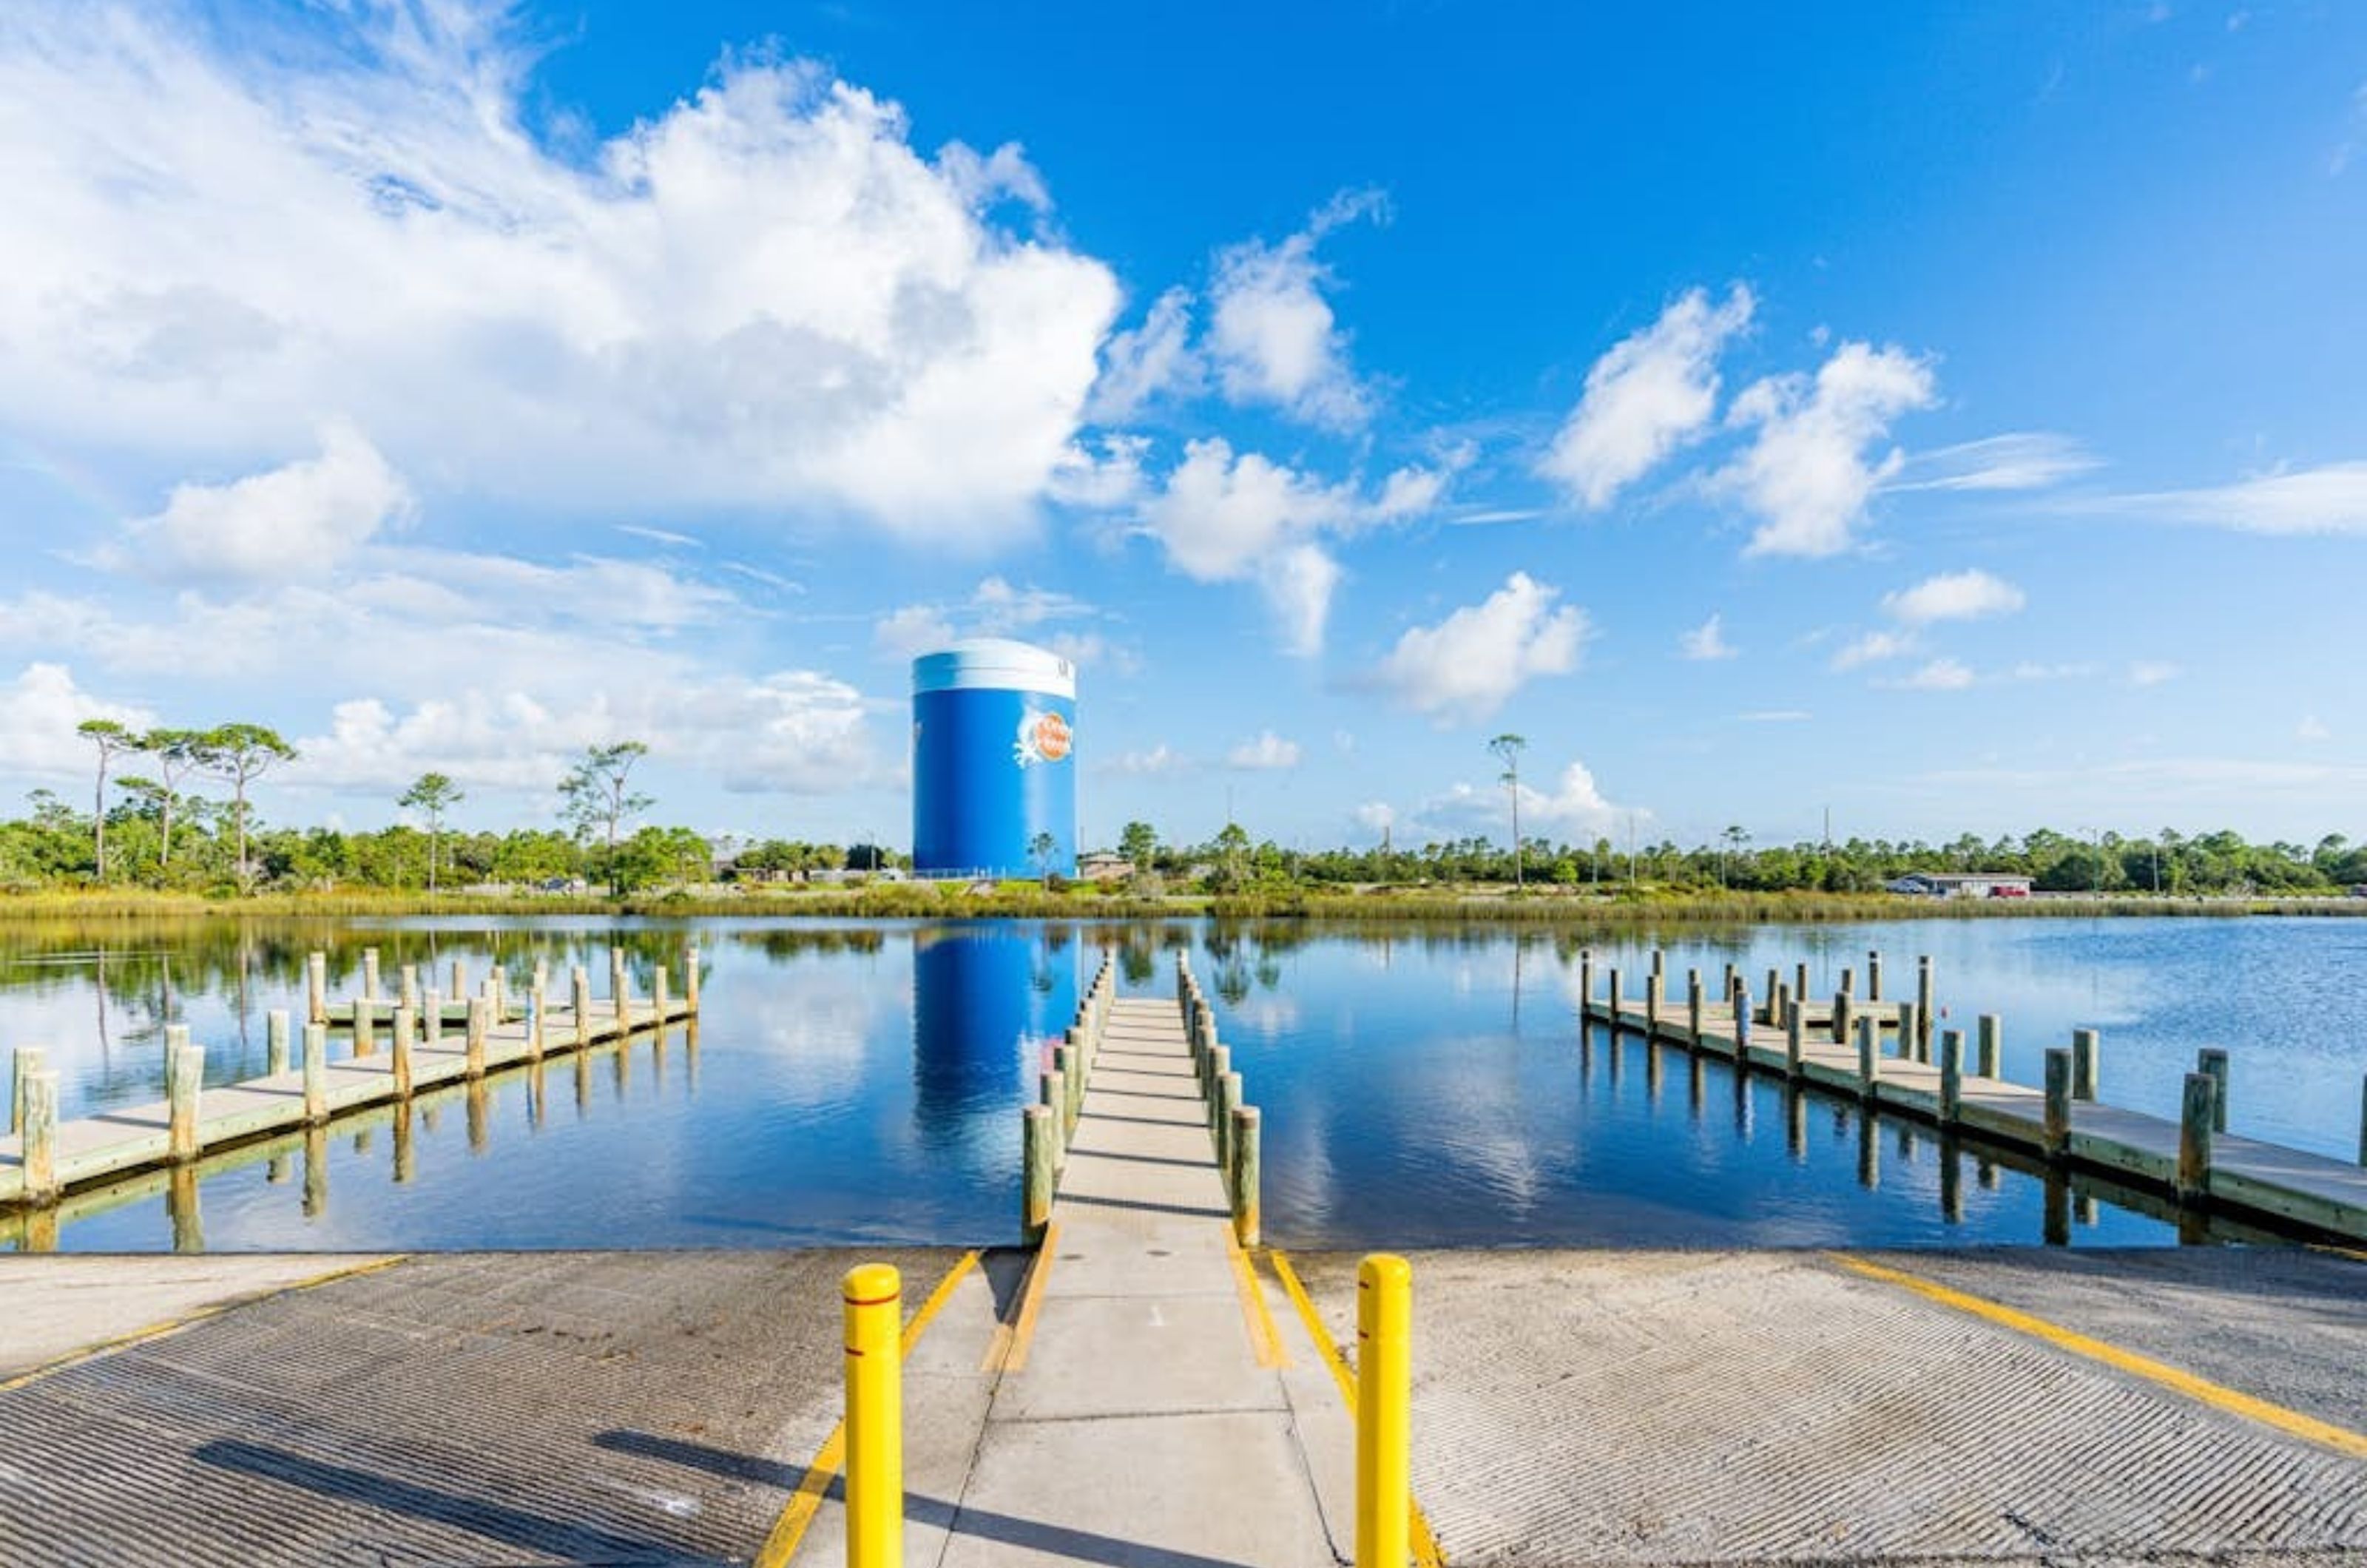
[4,914,2362,1253]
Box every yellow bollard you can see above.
[843,1263,903,1568]
[1356,1253,1412,1568]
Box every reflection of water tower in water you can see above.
[911,640,1076,880]
[911,924,1078,1152]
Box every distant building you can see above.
[1887,872,2034,899]
[1077,852,1133,883]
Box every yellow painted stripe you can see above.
[995,1222,1058,1374]
[1269,1250,1445,1567]
[1223,1224,1286,1369]
[1831,1252,2367,1462]
[2310,1243,2367,1266]
[0,1254,409,1395]
[754,1249,979,1568]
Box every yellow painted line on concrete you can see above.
[754,1249,979,1568]
[980,1221,1060,1374]
[0,1254,411,1394]
[2311,1243,2367,1265]
[1223,1224,1286,1369]
[1831,1251,2367,1462]
[1269,1250,1445,1568]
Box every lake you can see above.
[4,913,2362,1252]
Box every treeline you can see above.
[1121,822,2367,897]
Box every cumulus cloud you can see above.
[1881,569,2027,625]
[1206,189,1385,430]
[874,605,957,660]
[1105,743,1186,775]
[1400,756,1639,842]
[1539,285,1755,509]
[1141,438,1453,656]
[0,663,155,777]
[1354,801,1395,837]
[1831,629,1917,670]
[1225,730,1302,770]
[115,421,411,583]
[2103,462,2367,535]
[1518,760,1630,837]
[873,577,1105,662]
[1678,612,1738,660]
[0,3,1118,542]
[1087,288,1201,423]
[1887,658,1976,692]
[1373,572,1587,722]
[1721,342,1938,556]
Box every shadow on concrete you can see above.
[195,1438,712,1564]
[600,1430,1260,1568]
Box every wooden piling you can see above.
[2043,1048,2073,1158]
[2072,1029,2100,1101]
[652,964,670,1025]
[1763,968,1781,1025]
[1651,949,1665,980]
[1786,1008,1806,1079]
[391,1004,415,1097]
[1866,950,1882,1003]
[684,944,700,1013]
[610,948,630,1028]
[266,1010,290,1077]
[1207,1046,1232,1142]
[1578,950,1593,1013]
[399,964,419,1013]
[465,997,489,1078]
[1054,1044,1078,1135]
[1895,1002,1919,1063]
[10,1046,46,1135]
[362,947,382,1002]
[169,1044,202,1160]
[2198,1048,2229,1133]
[1040,1070,1065,1169]
[1607,969,1623,1030]
[1729,975,1752,1056]
[303,1023,328,1123]
[1686,970,1703,1043]
[573,967,592,1047]
[22,1072,58,1203]
[1219,1070,1243,1173]
[2178,1071,2216,1202]
[1832,989,1854,1047]
[1774,981,1793,1032]
[425,990,446,1049]
[1977,1015,2002,1080]
[1646,973,1664,1038]
[308,951,328,1026]
[353,998,376,1058]
[1839,965,1854,998]
[1857,1016,1880,1098]
[1939,1028,1965,1123]
[1915,956,1935,1059]
[1230,1105,1261,1246]
[1793,962,1809,1012]
[1022,1105,1056,1246]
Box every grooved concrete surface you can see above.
[0,1248,968,1567]
[1284,1248,2367,1565]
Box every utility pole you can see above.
[1489,733,1527,891]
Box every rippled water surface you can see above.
[4,913,2361,1251]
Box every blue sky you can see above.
[0,0,2361,853]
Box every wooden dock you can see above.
[1581,950,2367,1244]
[1,946,699,1210]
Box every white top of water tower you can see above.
[911,638,1077,699]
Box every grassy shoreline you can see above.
[1,885,2363,925]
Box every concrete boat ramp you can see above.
[3,978,2367,1564]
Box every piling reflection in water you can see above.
[911,923,1077,1156]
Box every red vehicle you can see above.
[1988,884,2030,898]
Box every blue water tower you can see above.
[912,639,1077,879]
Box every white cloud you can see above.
[1141,438,1452,656]
[1831,629,1917,670]
[1721,342,1938,556]
[1087,288,1201,422]
[1373,572,1587,722]
[1403,756,1640,842]
[117,421,411,583]
[0,4,1118,543]
[1518,760,1630,837]
[2127,660,2182,686]
[1225,730,1302,771]
[1888,433,2098,493]
[1354,801,1396,836]
[874,605,956,660]
[1882,569,2027,625]
[1539,285,1754,509]
[1261,544,1343,660]
[1206,189,1384,430]
[2299,714,2331,743]
[1105,743,1186,775]
[0,663,156,779]
[2105,462,2367,535]
[1888,658,1976,692]
[1678,612,1738,660]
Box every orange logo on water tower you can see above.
[1014,708,1073,768]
